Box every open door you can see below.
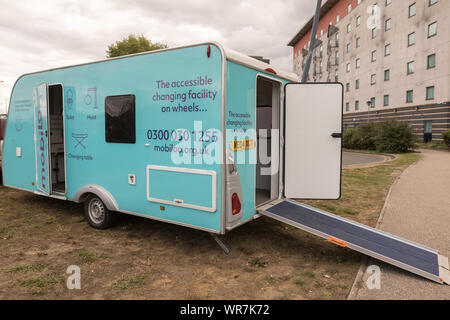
[33,83,52,195]
[284,83,343,200]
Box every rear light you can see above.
[231,193,241,215]
[207,45,211,58]
[265,68,277,75]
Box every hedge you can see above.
[343,120,416,153]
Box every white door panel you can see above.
[284,83,343,199]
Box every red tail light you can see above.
[207,45,211,58]
[265,68,277,75]
[232,193,241,215]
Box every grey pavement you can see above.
[349,149,450,300]
[342,152,386,166]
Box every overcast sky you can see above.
[0,0,316,114]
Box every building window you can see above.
[356,16,361,26]
[371,74,376,85]
[385,19,391,31]
[426,86,435,100]
[407,61,414,75]
[428,22,437,38]
[370,97,376,108]
[336,15,340,23]
[355,79,360,89]
[355,100,359,111]
[371,28,377,39]
[346,83,350,92]
[384,95,390,106]
[346,102,350,111]
[406,90,414,103]
[384,69,390,81]
[386,0,392,5]
[348,4,352,13]
[105,94,136,144]
[356,58,361,69]
[347,23,351,33]
[385,44,391,56]
[346,63,351,72]
[346,43,350,53]
[356,37,361,48]
[408,32,415,46]
[358,0,362,4]
[427,54,436,69]
[371,50,377,62]
[429,0,437,6]
[408,3,416,18]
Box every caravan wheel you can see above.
[84,194,117,229]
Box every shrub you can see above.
[443,130,450,147]
[343,128,358,149]
[375,120,416,153]
[355,122,379,150]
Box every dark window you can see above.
[406,90,413,103]
[105,95,136,143]
[409,3,416,18]
[427,54,436,69]
[384,95,389,106]
[428,22,437,37]
[426,86,435,100]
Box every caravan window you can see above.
[105,95,136,143]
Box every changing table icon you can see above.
[72,133,88,149]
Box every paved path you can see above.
[349,149,450,300]
[342,152,386,166]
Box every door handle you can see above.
[331,133,342,138]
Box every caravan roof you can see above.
[14,42,299,84]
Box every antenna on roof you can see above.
[301,0,322,83]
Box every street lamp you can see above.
[366,100,372,123]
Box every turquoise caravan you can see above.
[2,42,449,285]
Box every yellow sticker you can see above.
[232,139,255,151]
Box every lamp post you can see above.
[366,100,371,123]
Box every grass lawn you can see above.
[0,152,421,299]
[414,142,449,152]
[304,152,421,227]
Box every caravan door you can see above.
[33,83,52,195]
[283,83,343,200]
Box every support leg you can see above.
[210,233,230,254]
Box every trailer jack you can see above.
[210,233,230,255]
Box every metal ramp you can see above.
[260,200,450,285]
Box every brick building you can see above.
[288,0,450,142]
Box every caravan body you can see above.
[2,42,342,234]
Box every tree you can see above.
[106,34,167,58]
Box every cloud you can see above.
[0,0,314,113]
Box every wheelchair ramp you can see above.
[260,200,450,285]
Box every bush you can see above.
[355,122,378,150]
[443,130,450,147]
[343,120,416,153]
[375,120,416,153]
[343,128,358,149]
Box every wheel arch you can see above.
[73,185,119,211]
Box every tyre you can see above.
[84,194,117,229]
